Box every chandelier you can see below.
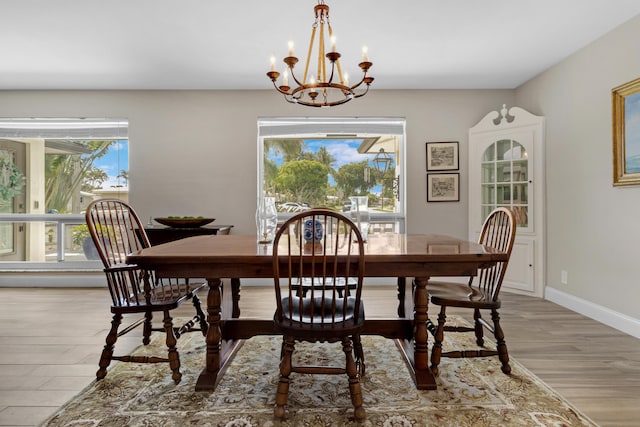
[266,0,374,107]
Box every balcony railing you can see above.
[0,213,102,270]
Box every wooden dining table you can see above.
[126,233,508,392]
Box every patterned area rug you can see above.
[44,317,597,427]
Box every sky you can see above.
[305,139,370,167]
[92,140,129,188]
[268,139,369,167]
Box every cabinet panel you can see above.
[503,238,535,293]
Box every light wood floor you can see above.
[0,284,639,427]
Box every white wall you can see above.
[0,89,513,241]
[517,15,640,324]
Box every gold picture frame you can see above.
[613,77,640,186]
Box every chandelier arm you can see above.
[270,80,290,96]
[353,85,371,99]
[288,67,306,89]
[349,77,368,90]
[289,85,311,100]
[327,61,337,86]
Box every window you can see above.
[258,117,406,232]
[0,118,128,267]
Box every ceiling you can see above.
[2,0,640,91]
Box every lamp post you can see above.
[373,148,400,210]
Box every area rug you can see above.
[43,317,597,427]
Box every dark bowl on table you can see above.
[154,217,215,228]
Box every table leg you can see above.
[231,278,241,318]
[195,278,222,391]
[412,276,437,389]
[397,277,406,317]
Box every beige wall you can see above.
[517,15,640,321]
[0,89,513,240]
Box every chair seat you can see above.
[113,281,207,313]
[428,281,501,309]
[275,296,365,338]
[280,295,362,323]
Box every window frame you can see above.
[257,117,406,231]
[0,118,129,270]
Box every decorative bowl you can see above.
[154,217,215,228]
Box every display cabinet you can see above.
[469,105,544,297]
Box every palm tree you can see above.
[45,140,113,212]
[117,170,128,184]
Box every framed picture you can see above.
[426,141,459,171]
[613,77,640,186]
[427,173,459,202]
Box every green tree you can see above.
[45,140,113,212]
[265,138,304,162]
[313,146,336,174]
[274,160,329,206]
[333,161,375,199]
[263,138,305,196]
[263,158,279,195]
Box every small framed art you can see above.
[427,173,459,202]
[426,141,459,171]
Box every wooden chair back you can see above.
[474,207,517,301]
[85,199,154,308]
[272,209,366,330]
[85,199,150,268]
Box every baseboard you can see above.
[0,272,106,287]
[545,286,640,339]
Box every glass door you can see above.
[481,138,530,231]
[0,140,26,260]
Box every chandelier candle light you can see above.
[266,0,374,107]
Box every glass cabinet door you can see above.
[480,139,529,228]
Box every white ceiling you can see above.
[2,0,640,90]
